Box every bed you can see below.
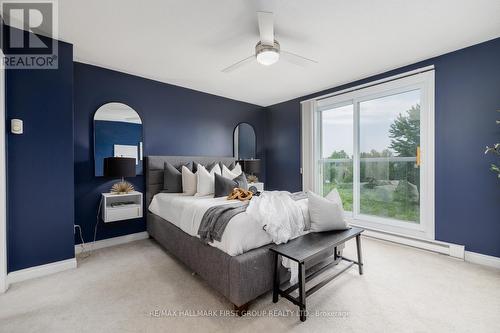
[145,155,334,310]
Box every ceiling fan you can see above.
[221,11,318,73]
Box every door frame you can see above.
[311,69,435,240]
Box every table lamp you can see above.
[104,157,136,194]
[239,159,261,183]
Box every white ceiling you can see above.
[58,0,500,106]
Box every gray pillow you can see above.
[214,173,248,198]
[234,172,248,190]
[163,161,192,193]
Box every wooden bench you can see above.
[270,226,364,322]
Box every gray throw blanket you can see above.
[197,191,307,243]
[198,201,249,243]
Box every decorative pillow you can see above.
[163,161,192,193]
[193,161,219,173]
[235,172,248,190]
[222,163,242,179]
[214,173,237,198]
[214,172,249,198]
[308,190,348,232]
[195,164,221,196]
[325,188,344,210]
[232,163,242,175]
[210,163,221,176]
[181,165,197,195]
[206,161,219,171]
[219,161,236,171]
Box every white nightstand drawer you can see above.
[105,204,142,222]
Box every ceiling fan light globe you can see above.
[256,49,279,66]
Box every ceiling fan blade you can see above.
[257,11,274,45]
[221,55,255,73]
[281,50,318,67]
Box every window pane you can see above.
[320,104,353,211]
[359,90,420,223]
[321,104,353,158]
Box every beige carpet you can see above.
[0,237,499,333]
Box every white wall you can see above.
[0,49,7,293]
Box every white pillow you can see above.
[222,163,242,179]
[181,166,197,195]
[195,164,221,196]
[325,188,345,211]
[308,190,348,232]
[233,163,242,175]
[211,163,222,176]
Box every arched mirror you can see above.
[233,122,256,160]
[94,102,143,176]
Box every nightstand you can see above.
[248,182,264,192]
[102,191,143,223]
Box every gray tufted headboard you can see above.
[145,155,236,207]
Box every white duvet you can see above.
[247,191,307,244]
[148,193,270,255]
[148,192,309,256]
[246,191,308,283]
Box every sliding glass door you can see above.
[358,90,420,224]
[315,71,434,239]
[319,103,354,211]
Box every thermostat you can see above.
[11,119,23,134]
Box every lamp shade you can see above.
[239,159,261,175]
[104,157,136,178]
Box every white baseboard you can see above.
[359,227,465,259]
[0,278,7,293]
[75,231,149,255]
[465,251,500,269]
[4,232,149,287]
[7,258,77,285]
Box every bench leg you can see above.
[298,262,307,322]
[356,234,364,275]
[272,253,280,303]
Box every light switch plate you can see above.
[11,119,23,134]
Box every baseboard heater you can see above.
[351,224,465,259]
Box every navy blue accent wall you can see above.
[5,28,498,272]
[266,38,500,257]
[5,39,75,272]
[74,63,267,244]
[94,120,143,176]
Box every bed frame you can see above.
[145,155,337,310]
[145,156,290,309]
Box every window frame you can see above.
[310,70,435,240]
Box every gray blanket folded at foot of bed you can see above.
[198,191,307,243]
[198,202,249,243]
